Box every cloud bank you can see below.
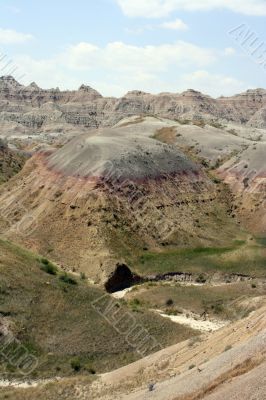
[116,0,266,17]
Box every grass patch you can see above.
[133,241,265,278]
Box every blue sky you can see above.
[0,0,265,97]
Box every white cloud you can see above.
[13,41,250,98]
[224,47,236,56]
[116,0,266,17]
[0,28,33,44]
[179,70,247,97]
[160,18,188,30]
[63,40,216,73]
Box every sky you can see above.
[0,0,265,97]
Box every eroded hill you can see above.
[0,127,242,288]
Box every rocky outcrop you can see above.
[0,76,265,134]
[247,106,266,128]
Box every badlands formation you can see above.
[0,76,266,136]
[0,126,233,288]
[0,76,265,284]
[0,76,265,399]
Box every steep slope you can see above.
[0,127,239,286]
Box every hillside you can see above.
[0,127,243,289]
[0,299,265,399]
[0,239,195,380]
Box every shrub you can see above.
[40,259,57,275]
[196,274,207,284]
[88,367,96,374]
[188,364,196,370]
[212,177,221,184]
[212,302,224,314]
[71,358,81,372]
[166,298,174,307]
[80,272,86,280]
[129,298,142,312]
[60,273,77,285]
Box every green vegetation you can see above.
[255,237,266,247]
[0,142,26,184]
[70,358,82,372]
[59,272,77,285]
[40,258,58,275]
[0,238,196,380]
[133,240,266,278]
[196,274,207,283]
[80,272,87,280]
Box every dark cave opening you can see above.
[104,263,140,293]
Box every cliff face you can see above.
[1,76,266,132]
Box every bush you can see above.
[196,274,207,283]
[80,272,86,280]
[212,177,221,184]
[129,298,142,312]
[71,358,81,372]
[188,364,196,370]
[88,367,96,374]
[212,302,224,314]
[166,298,174,307]
[60,273,77,285]
[40,259,57,275]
